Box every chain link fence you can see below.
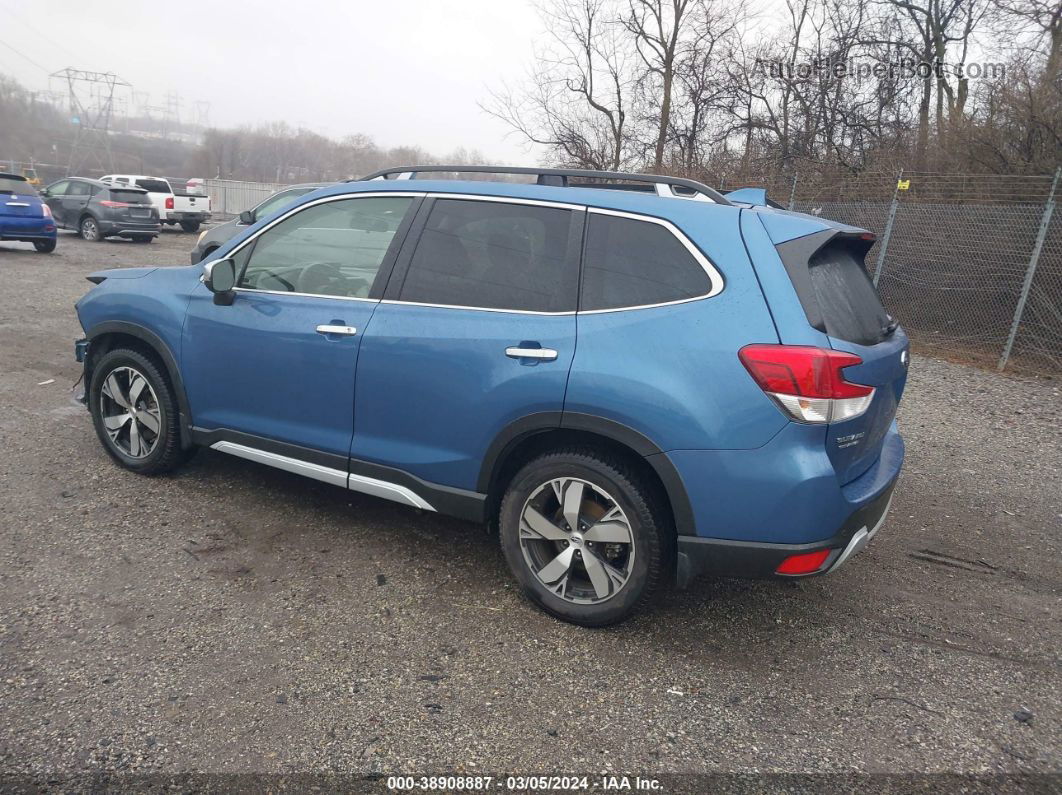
[728,170,1061,375]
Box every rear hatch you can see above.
[773,227,909,484]
[107,188,158,222]
[0,175,47,227]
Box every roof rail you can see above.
[353,165,733,206]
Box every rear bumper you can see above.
[98,219,161,237]
[0,217,56,241]
[165,211,211,222]
[670,420,904,587]
[675,481,895,586]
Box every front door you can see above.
[181,194,419,465]
[351,196,581,493]
[42,180,70,226]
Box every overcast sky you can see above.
[0,1,548,165]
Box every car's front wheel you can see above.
[499,449,669,627]
[80,216,102,242]
[88,348,190,475]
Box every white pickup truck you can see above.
[99,175,211,232]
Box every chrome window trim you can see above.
[218,189,724,315]
[221,190,424,300]
[232,287,379,304]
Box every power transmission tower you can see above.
[51,68,132,174]
[192,100,211,129]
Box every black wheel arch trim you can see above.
[477,411,696,537]
[85,321,193,448]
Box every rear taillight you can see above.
[165,196,174,210]
[99,200,130,208]
[739,344,875,424]
[41,203,52,218]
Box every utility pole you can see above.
[51,68,132,175]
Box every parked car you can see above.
[73,165,908,627]
[0,172,57,252]
[99,174,211,232]
[41,177,160,242]
[190,183,329,264]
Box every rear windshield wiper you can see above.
[883,316,899,337]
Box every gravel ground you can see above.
[0,230,1059,784]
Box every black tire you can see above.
[33,239,56,253]
[179,220,201,233]
[132,235,154,243]
[499,449,669,627]
[88,348,191,475]
[79,216,102,242]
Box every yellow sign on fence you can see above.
[897,179,911,190]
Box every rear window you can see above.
[110,189,151,204]
[0,176,36,196]
[580,213,711,311]
[135,179,170,193]
[807,241,890,345]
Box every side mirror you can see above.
[39,189,49,198]
[203,258,237,305]
[238,210,254,225]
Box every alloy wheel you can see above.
[98,366,161,458]
[81,219,98,241]
[518,478,635,604]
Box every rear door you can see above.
[107,188,156,222]
[0,175,44,224]
[350,196,581,492]
[61,181,93,225]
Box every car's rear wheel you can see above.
[33,239,56,253]
[80,216,101,242]
[89,348,190,475]
[499,449,668,627]
[180,220,200,233]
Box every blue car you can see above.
[73,166,908,626]
[0,172,57,252]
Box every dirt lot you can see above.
[0,229,1059,784]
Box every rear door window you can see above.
[238,196,413,299]
[580,213,711,311]
[67,182,91,197]
[398,199,575,312]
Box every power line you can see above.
[4,10,87,65]
[0,38,51,73]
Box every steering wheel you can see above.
[254,269,296,291]
[297,262,369,297]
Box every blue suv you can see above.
[74,166,907,626]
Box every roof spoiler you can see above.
[723,187,785,209]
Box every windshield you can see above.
[253,187,316,220]
[0,177,37,196]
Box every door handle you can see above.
[316,325,357,336]
[505,346,558,361]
